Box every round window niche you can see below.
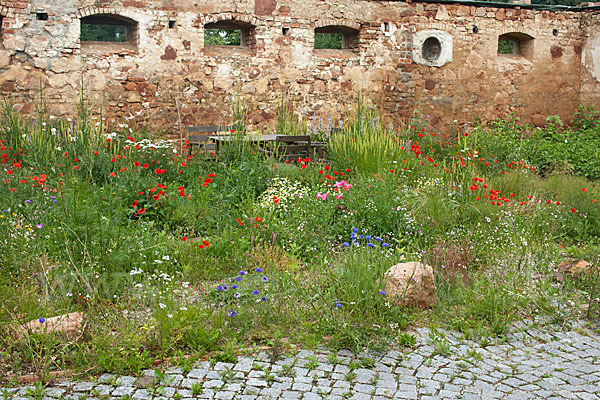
[422,37,441,62]
[412,29,453,67]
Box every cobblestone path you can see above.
[3,318,600,400]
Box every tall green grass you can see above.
[329,95,403,173]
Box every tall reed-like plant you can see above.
[328,94,402,174]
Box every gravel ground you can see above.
[3,316,599,400]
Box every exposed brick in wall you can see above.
[0,0,598,133]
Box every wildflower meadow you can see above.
[1,95,599,382]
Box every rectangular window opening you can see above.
[498,39,516,55]
[81,23,128,43]
[36,13,48,21]
[204,29,242,46]
[314,33,343,49]
[169,20,176,29]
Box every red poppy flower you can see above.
[202,240,210,247]
[134,161,141,167]
[182,236,187,241]
[582,188,587,192]
[137,208,145,215]
[208,173,215,178]
[143,163,149,169]
[132,200,138,207]
[571,208,577,213]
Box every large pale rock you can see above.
[383,262,436,308]
[20,312,85,337]
[556,259,592,276]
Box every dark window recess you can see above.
[204,20,255,48]
[314,26,359,50]
[81,14,137,44]
[169,20,176,29]
[422,37,441,62]
[82,23,127,42]
[497,32,534,59]
[282,27,290,36]
[315,33,342,49]
[498,39,516,55]
[473,26,479,34]
[205,29,241,45]
[36,13,48,21]
[553,29,559,36]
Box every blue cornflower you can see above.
[367,242,374,247]
[376,237,382,242]
[350,233,356,239]
[223,285,229,291]
[365,235,372,240]
[235,276,242,282]
[261,297,267,301]
[217,285,223,292]
[252,289,260,295]
[353,241,359,246]
[228,309,237,317]
[380,290,386,296]
[382,243,389,248]
[39,317,45,323]
[234,292,241,299]
[352,227,358,233]
[25,200,31,204]
[335,302,342,308]
[2,210,8,213]
[262,276,268,282]
[342,242,350,247]
[256,267,263,273]
[359,235,364,239]
[231,284,238,289]
[239,270,246,276]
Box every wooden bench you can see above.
[273,135,311,163]
[310,142,328,161]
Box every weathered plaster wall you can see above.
[0,0,599,133]
[581,10,600,110]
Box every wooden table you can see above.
[208,134,327,161]
[208,134,279,143]
[208,134,279,154]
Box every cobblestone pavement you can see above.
[3,318,600,400]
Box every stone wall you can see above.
[0,0,599,133]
